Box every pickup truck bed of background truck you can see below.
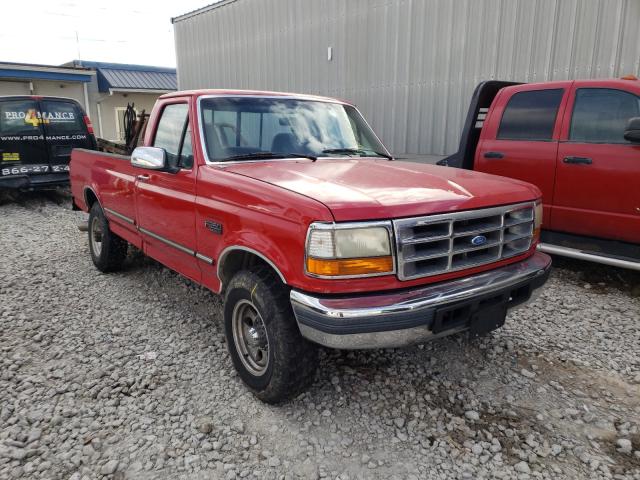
[71,89,551,402]
[439,77,640,271]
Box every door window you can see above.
[153,103,191,169]
[179,120,193,169]
[569,88,640,144]
[497,89,564,141]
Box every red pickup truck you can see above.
[70,90,551,402]
[440,77,640,270]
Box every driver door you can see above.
[135,99,200,281]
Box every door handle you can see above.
[483,151,504,159]
[136,174,150,182]
[563,156,592,165]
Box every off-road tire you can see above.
[88,202,128,272]
[224,267,318,403]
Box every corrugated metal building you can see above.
[173,0,640,157]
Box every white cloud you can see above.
[1,0,210,67]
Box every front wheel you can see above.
[88,202,128,272]
[224,267,318,403]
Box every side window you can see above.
[153,103,189,169]
[570,88,640,144]
[344,105,379,151]
[497,89,564,141]
[179,120,193,169]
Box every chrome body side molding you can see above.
[102,207,215,266]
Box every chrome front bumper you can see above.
[290,252,551,349]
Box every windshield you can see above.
[199,97,388,162]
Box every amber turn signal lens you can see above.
[533,227,541,243]
[307,256,393,277]
[533,201,543,243]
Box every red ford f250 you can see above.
[71,90,551,402]
[439,77,640,270]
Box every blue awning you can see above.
[0,67,92,83]
[76,61,177,93]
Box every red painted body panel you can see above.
[196,164,538,295]
[552,80,640,243]
[194,165,334,294]
[136,97,201,282]
[70,149,141,248]
[71,90,541,297]
[476,78,640,244]
[223,159,540,221]
[475,82,572,224]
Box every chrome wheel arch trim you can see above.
[217,245,287,292]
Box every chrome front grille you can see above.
[393,202,535,280]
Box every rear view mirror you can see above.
[131,147,166,169]
[624,117,640,143]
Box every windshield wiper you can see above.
[321,148,393,160]
[222,152,317,162]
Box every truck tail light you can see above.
[84,115,94,135]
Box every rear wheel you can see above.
[224,267,318,403]
[88,202,128,272]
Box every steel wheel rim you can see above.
[232,299,270,376]
[90,217,103,256]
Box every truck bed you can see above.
[70,149,140,248]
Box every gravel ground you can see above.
[1,190,639,480]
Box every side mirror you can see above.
[131,146,166,169]
[624,117,640,143]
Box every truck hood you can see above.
[223,159,540,221]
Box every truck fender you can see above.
[216,245,288,294]
[83,185,101,212]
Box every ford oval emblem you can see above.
[471,235,487,246]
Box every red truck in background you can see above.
[439,77,640,270]
[70,89,551,402]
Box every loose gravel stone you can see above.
[100,460,119,475]
[514,461,531,474]
[0,191,639,479]
[616,438,633,454]
[465,410,480,421]
[520,368,536,379]
[197,417,214,434]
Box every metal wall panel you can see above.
[174,0,640,155]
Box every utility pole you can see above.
[76,31,82,65]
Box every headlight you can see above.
[306,222,394,278]
[534,200,543,242]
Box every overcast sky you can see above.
[1,0,209,68]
